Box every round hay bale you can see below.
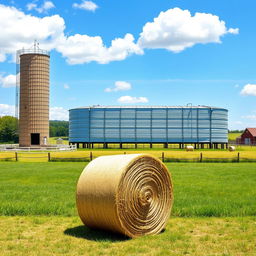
[229,146,236,152]
[186,145,194,151]
[76,154,173,238]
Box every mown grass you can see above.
[0,162,255,217]
[0,161,256,256]
[0,216,255,256]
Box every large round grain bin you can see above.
[18,46,50,147]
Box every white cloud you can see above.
[0,104,68,120]
[50,107,68,120]
[138,7,239,52]
[0,4,238,65]
[105,81,131,92]
[0,74,16,88]
[228,28,239,34]
[117,96,149,104]
[57,33,143,64]
[73,0,98,12]
[0,4,65,61]
[63,83,69,89]
[0,104,15,116]
[27,3,37,11]
[240,84,256,96]
[26,1,55,13]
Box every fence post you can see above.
[200,152,203,162]
[48,152,51,162]
[90,152,93,161]
[15,152,18,162]
[162,152,165,162]
[237,152,240,163]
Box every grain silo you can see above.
[17,43,50,147]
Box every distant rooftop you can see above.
[246,128,256,137]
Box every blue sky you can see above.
[0,0,256,129]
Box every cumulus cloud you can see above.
[73,0,98,12]
[57,33,143,64]
[240,84,256,96]
[0,4,65,61]
[0,104,68,120]
[50,107,68,120]
[117,96,148,104]
[105,81,131,92]
[27,1,55,13]
[0,74,16,88]
[0,4,238,65]
[138,7,239,52]
[0,104,15,116]
[27,3,37,11]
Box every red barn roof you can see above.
[246,128,256,137]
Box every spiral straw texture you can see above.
[76,154,173,238]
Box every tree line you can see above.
[0,116,68,143]
[0,116,19,143]
[49,120,69,137]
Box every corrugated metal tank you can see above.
[18,49,50,147]
[69,106,228,144]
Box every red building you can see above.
[236,128,256,145]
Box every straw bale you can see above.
[186,145,194,151]
[229,146,236,152]
[76,154,173,238]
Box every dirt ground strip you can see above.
[0,216,255,256]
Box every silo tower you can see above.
[17,42,50,147]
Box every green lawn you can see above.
[0,162,256,256]
[0,216,255,256]
[0,162,255,217]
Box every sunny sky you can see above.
[0,0,255,130]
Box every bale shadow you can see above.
[64,225,130,242]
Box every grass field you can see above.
[1,216,255,256]
[1,146,256,162]
[228,132,241,141]
[0,162,256,255]
[0,162,256,217]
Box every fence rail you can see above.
[0,144,77,152]
[1,152,256,163]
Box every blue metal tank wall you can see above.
[69,107,228,143]
[69,108,89,142]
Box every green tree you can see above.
[49,120,69,137]
[0,116,19,143]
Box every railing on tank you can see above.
[17,48,50,56]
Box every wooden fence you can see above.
[1,152,256,163]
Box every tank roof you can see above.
[70,105,228,111]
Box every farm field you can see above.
[1,146,256,162]
[228,132,241,141]
[0,162,256,255]
[0,216,255,256]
